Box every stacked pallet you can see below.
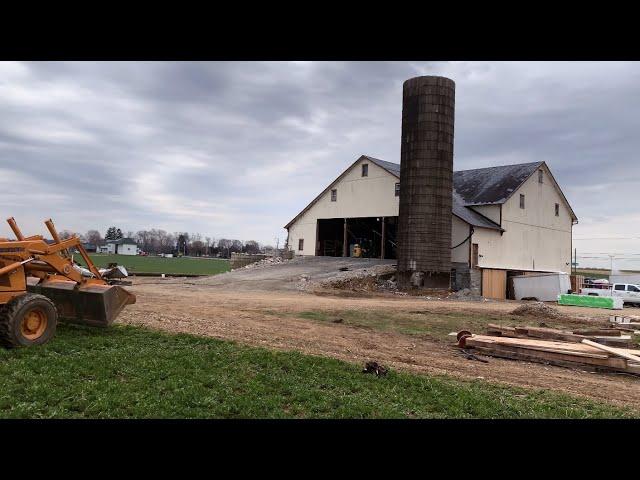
[458,325,640,374]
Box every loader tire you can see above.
[0,293,58,348]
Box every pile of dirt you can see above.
[511,301,564,319]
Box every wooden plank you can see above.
[572,329,622,337]
[471,344,628,371]
[584,336,633,348]
[468,335,640,363]
[469,334,640,356]
[482,269,507,300]
[466,337,611,359]
[485,324,525,338]
[582,339,640,364]
[516,326,584,343]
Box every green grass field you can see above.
[74,253,230,275]
[0,324,633,419]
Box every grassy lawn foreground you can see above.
[74,253,230,275]
[0,324,634,419]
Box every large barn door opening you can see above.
[316,218,345,256]
[316,217,398,259]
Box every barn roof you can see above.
[365,156,543,206]
[106,237,137,245]
[285,155,576,230]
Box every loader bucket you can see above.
[26,278,136,327]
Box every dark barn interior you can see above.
[316,217,398,259]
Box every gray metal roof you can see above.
[363,156,400,177]
[453,161,544,205]
[365,156,542,206]
[452,192,502,230]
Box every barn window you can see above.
[555,203,560,216]
[395,183,400,197]
[362,164,368,177]
[520,194,525,209]
[298,239,304,251]
[538,170,544,183]
[331,189,337,202]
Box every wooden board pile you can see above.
[458,324,640,374]
[486,324,633,347]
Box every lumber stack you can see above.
[461,334,640,373]
[486,323,634,347]
[457,324,640,373]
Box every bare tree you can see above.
[243,240,261,254]
[85,230,102,246]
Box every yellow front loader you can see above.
[0,217,136,347]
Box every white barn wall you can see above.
[118,244,137,255]
[287,158,474,257]
[451,216,471,264]
[472,165,573,272]
[469,205,501,225]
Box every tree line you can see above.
[61,227,269,258]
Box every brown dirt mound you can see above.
[511,302,563,319]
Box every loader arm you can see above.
[0,218,135,328]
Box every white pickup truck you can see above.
[581,283,640,306]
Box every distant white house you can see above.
[106,238,138,255]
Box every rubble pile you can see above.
[242,256,291,270]
[313,264,399,293]
[446,288,484,301]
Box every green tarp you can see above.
[557,294,622,310]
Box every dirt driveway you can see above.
[117,261,640,411]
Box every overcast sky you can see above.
[1,61,638,269]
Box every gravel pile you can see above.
[511,301,563,319]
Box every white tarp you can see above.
[513,272,572,301]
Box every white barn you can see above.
[285,155,578,298]
[105,238,138,256]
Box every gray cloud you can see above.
[1,61,638,268]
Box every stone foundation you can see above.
[451,262,481,295]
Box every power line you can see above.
[574,236,640,240]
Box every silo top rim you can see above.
[403,75,455,89]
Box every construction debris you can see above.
[610,315,640,327]
[314,264,398,293]
[242,256,290,270]
[362,361,388,376]
[100,264,129,279]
